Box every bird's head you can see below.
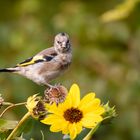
[54,33,71,53]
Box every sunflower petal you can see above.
[90,106,105,115]
[69,123,77,140]
[79,95,101,114]
[67,84,80,108]
[75,122,83,134]
[48,116,68,132]
[82,113,103,128]
[79,93,95,109]
[41,114,63,125]
[62,121,69,134]
[50,122,65,132]
[46,103,64,116]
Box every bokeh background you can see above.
[0,0,140,140]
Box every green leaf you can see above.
[0,119,18,132]
[0,132,8,140]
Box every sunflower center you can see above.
[63,107,83,123]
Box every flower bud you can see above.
[102,102,117,124]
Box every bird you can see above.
[0,32,72,87]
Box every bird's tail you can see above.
[0,68,17,73]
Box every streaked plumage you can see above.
[0,33,72,87]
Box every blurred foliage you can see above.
[0,0,140,140]
[101,0,139,22]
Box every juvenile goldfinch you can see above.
[0,33,72,87]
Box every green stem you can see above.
[6,112,30,140]
[83,123,100,140]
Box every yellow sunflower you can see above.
[41,84,105,140]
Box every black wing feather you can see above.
[19,57,33,65]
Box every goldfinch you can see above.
[0,33,72,87]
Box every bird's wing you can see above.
[16,48,57,67]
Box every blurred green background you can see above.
[0,0,140,140]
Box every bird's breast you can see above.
[59,53,72,70]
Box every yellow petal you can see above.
[80,93,95,104]
[45,103,51,110]
[69,123,77,140]
[75,122,83,134]
[60,100,72,112]
[62,121,69,134]
[79,93,95,109]
[46,103,64,116]
[82,113,103,128]
[90,107,105,115]
[50,122,66,132]
[67,84,80,108]
[82,106,105,117]
[42,115,68,132]
[26,94,40,112]
[41,114,63,125]
[63,122,82,137]
[83,98,101,114]
[64,97,72,109]
[79,96,101,114]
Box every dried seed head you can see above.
[44,85,68,105]
[32,100,47,120]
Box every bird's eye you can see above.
[66,40,70,44]
[57,41,61,44]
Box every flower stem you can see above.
[2,102,14,106]
[6,111,30,140]
[0,102,26,118]
[83,123,100,140]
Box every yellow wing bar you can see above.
[17,55,45,67]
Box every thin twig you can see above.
[2,102,14,106]
[0,102,26,118]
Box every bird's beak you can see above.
[61,42,66,48]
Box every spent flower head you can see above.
[26,94,47,120]
[41,84,105,140]
[44,85,68,104]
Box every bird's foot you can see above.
[45,83,54,88]
[45,83,62,90]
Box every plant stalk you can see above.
[6,111,30,140]
[83,123,100,140]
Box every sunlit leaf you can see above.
[0,119,18,132]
